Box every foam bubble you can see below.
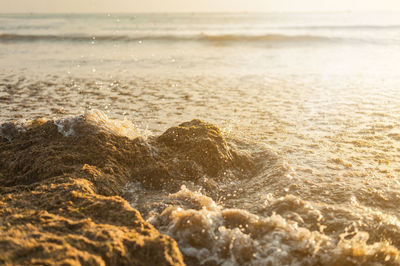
[149,186,400,265]
[83,110,139,139]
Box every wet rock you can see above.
[0,177,184,265]
[154,119,257,186]
[0,122,22,141]
[0,116,261,265]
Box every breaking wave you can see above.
[1,111,400,265]
[0,32,339,44]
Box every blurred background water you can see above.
[2,12,400,264]
[1,12,399,79]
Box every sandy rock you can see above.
[0,117,259,265]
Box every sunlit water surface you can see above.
[1,12,400,265]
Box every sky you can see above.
[1,0,400,13]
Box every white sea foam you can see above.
[51,110,140,139]
[54,116,80,137]
[148,186,400,265]
[83,109,139,139]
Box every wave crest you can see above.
[0,32,336,44]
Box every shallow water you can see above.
[2,12,400,265]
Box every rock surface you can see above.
[0,116,258,265]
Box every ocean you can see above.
[1,12,400,265]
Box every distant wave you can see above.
[0,33,134,42]
[0,32,338,44]
[279,24,400,30]
[198,33,333,42]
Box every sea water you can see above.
[1,12,400,265]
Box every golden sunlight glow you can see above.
[1,0,400,13]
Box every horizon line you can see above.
[1,10,400,15]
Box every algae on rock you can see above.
[0,116,261,265]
